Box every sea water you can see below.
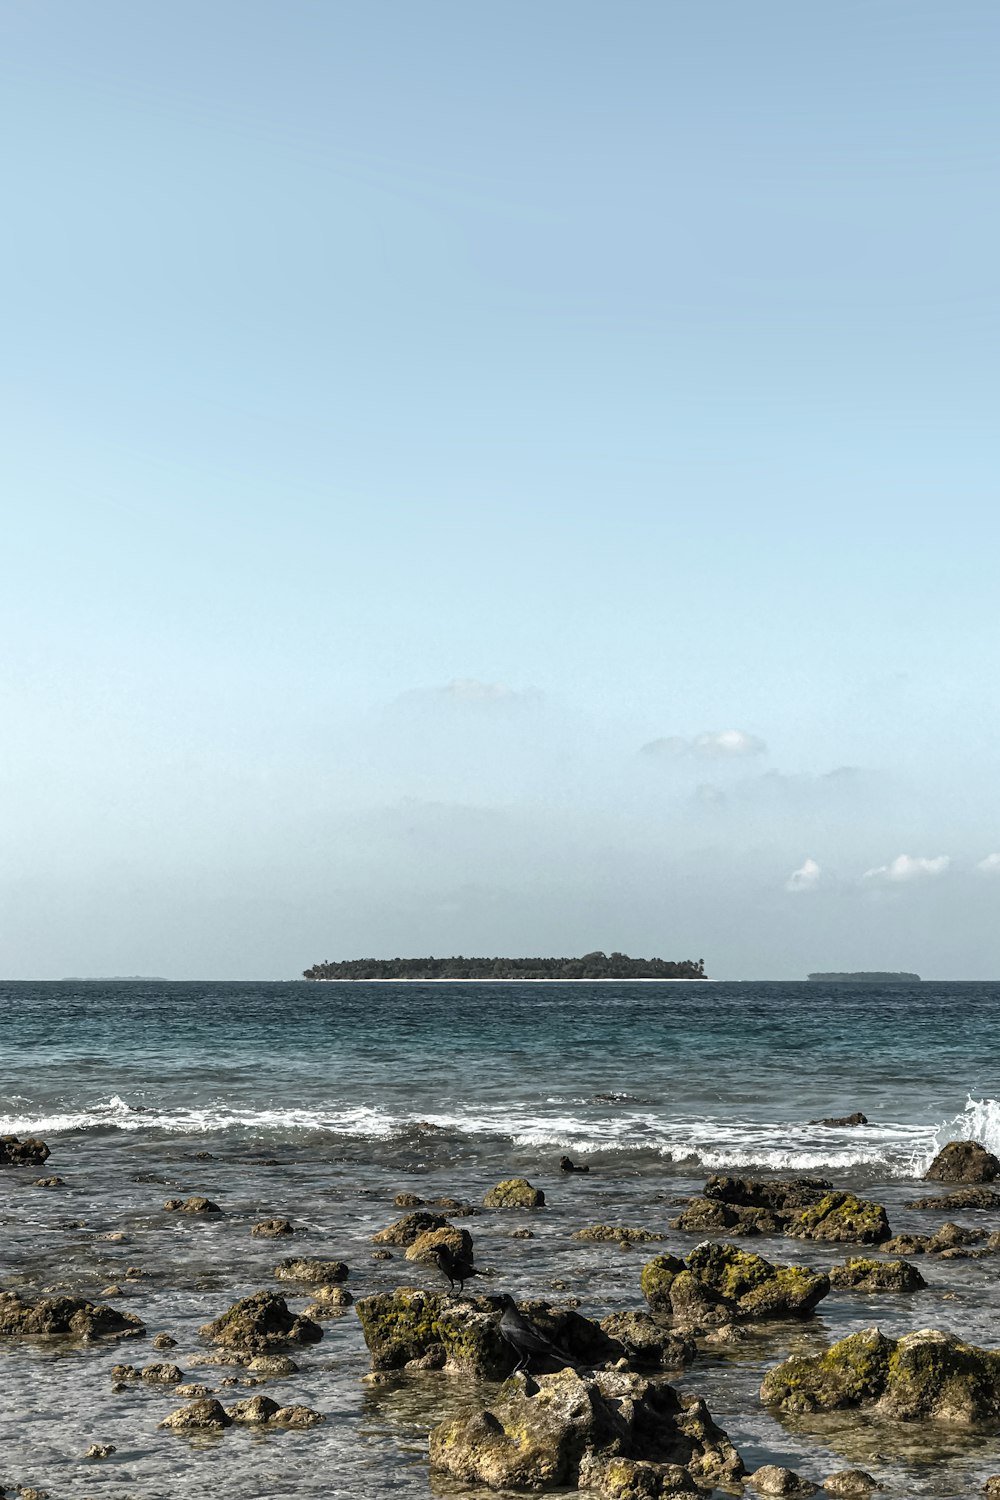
[1,978,999,1497]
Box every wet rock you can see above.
[372,1248,393,1259]
[430,1366,744,1490]
[761,1326,1000,1421]
[251,1218,294,1237]
[226,1393,281,1423]
[880,1232,929,1255]
[828,1257,925,1292]
[0,1135,50,1166]
[0,1291,143,1340]
[599,1312,695,1369]
[175,1383,211,1397]
[200,1291,323,1353]
[809,1113,867,1128]
[906,1185,1000,1211]
[483,1177,545,1208]
[671,1198,782,1236]
[822,1473,881,1495]
[785,1192,890,1244]
[704,1176,833,1211]
[574,1225,664,1243]
[372,1210,450,1245]
[32,1177,63,1188]
[356,1289,513,1377]
[141,1363,183,1383]
[406,1224,474,1267]
[750,1466,817,1496]
[84,1444,115,1459]
[926,1221,987,1253]
[925,1139,1000,1183]
[164,1196,222,1214]
[274,1256,349,1284]
[641,1242,829,1325]
[581,1457,698,1496]
[159,1397,233,1432]
[394,1192,425,1207]
[511,1228,535,1239]
[304,1285,353,1318]
[560,1156,590,1173]
[152,1333,178,1349]
[246,1353,298,1374]
[101,1284,124,1297]
[983,1479,1000,1497]
[273,1403,324,1428]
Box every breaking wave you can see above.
[4,1092,998,1177]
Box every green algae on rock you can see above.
[429,1366,745,1492]
[828,1257,925,1292]
[785,1192,890,1244]
[574,1225,665,1243]
[641,1242,829,1324]
[761,1326,1000,1422]
[356,1288,513,1377]
[483,1177,545,1208]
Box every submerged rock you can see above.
[164,1196,222,1214]
[641,1242,829,1325]
[906,1186,1000,1211]
[761,1326,1000,1422]
[0,1291,143,1340]
[483,1177,546,1208]
[925,1140,1000,1183]
[160,1397,232,1432]
[251,1218,294,1237]
[574,1225,664,1243]
[809,1113,867,1128]
[560,1155,590,1173]
[274,1256,349,1284]
[199,1291,322,1353]
[785,1192,890,1244]
[430,1366,744,1491]
[0,1135,50,1166]
[828,1257,925,1292]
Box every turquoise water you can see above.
[2,980,1000,1497]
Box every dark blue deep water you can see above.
[2,979,999,1498]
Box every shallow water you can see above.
[2,979,1000,1497]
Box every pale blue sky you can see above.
[2,2,998,978]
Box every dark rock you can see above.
[483,1177,545,1208]
[430,1367,744,1490]
[199,1291,323,1352]
[560,1156,590,1173]
[372,1211,450,1245]
[761,1326,1000,1421]
[164,1196,222,1214]
[907,1186,1000,1211]
[0,1135,50,1166]
[672,1198,783,1236]
[925,1140,1000,1183]
[809,1114,867,1128]
[599,1312,695,1369]
[394,1192,425,1207]
[828,1257,925,1292]
[273,1257,349,1284]
[881,1232,929,1255]
[641,1242,829,1325]
[926,1221,987,1253]
[0,1291,143,1339]
[159,1397,232,1432]
[251,1218,294,1237]
[703,1176,833,1210]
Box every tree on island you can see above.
[302,952,707,981]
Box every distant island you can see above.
[807,971,921,983]
[303,951,707,981]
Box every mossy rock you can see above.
[580,1456,698,1496]
[574,1225,665,1243]
[355,1288,513,1377]
[641,1242,828,1324]
[372,1210,450,1245]
[483,1177,545,1208]
[829,1257,925,1292]
[199,1291,323,1353]
[925,1140,1000,1183]
[786,1192,890,1244]
[761,1326,1000,1422]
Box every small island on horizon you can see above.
[303,951,707,981]
[807,971,921,983]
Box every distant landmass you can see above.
[303,951,707,981]
[807,971,921,983]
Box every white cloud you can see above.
[863,853,951,884]
[786,857,821,893]
[642,728,766,759]
[977,853,1000,875]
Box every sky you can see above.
[2,1,999,979]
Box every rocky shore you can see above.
[4,1130,1000,1497]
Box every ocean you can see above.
[1,978,999,1497]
